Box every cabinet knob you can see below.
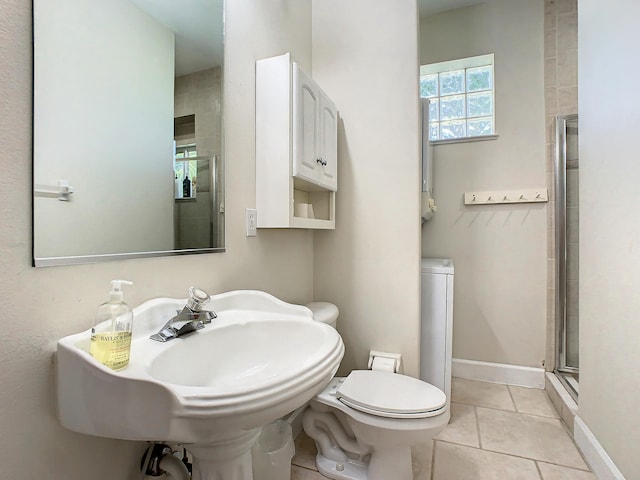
[316,157,327,167]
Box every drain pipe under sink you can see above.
[141,444,191,480]
[157,454,190,480]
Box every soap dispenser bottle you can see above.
[90,280,134,371]
[183,174,191,198]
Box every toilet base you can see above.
[304,373,449,480]
[316,453,367,480]
[315,446,413,480]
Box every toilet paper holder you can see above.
[368,350,403,373]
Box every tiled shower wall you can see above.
[175,66,223,161]
[544,0,578,371]
[174,67,225,249]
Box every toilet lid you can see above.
[337,370,447,419]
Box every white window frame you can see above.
[175,144,198,159]
[420,54,496,143]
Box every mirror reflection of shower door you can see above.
[174,155,217,250]
[555,114,579,398]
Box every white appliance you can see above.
[420,257,454,408]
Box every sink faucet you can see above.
[150,287,217,342]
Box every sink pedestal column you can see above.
[189,430,261,480]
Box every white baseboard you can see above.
[452,358,545,389]
[574,416,625,480]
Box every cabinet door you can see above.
[292,64,320,184]
[318,92,338,191]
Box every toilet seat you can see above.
[337,370,446,419]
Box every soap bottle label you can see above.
[90,330,132,371]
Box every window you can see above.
[175,144,198,159]
[420,54,495,141]
[174,144,198,198]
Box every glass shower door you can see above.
[555,114,579,399]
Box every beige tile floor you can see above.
[290,377,595,479]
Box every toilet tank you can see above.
[306,302,339,329]
[420,258,454,407]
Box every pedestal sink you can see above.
[56,290,344,479]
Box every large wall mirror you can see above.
[33,0,225,266]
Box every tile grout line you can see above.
[436,438,484,451]
[430,439,437,480]
[459,401,561,421]
[506,384,519,412]
[534,459,545,479]
[473,405,483,450]
[452,400,516,413]
[475,406,565,425]
[291,463,324,476]
[436,438,593,473]
[535,461,594,475]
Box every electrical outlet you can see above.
[246,208,257,237]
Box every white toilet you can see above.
[302,302,450,480]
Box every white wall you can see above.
[420,0,548,368]
[312,0,422,376]
[579,0,640,477]
[33,0,175,257]
[0,0,315,478]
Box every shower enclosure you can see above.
[555,114,579,400]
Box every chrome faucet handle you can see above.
[149,288,216,342]
[150,318,203,342]
[187,287,211,312]
[186,287,216,324]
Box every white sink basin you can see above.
[56,290,344,479]
[149,319,335,388]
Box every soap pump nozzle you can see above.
[108,279,133,302]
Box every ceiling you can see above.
[130,0,224,76]
[127,0,484,76]
[418,0,485,17]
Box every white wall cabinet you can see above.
[256,53,337,229]
[292,65,338,191]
